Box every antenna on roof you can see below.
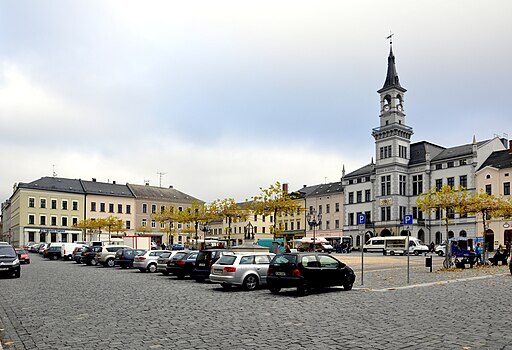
[156,170,167,188]
[52,165,57,177]
[386,31,394,45]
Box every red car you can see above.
[15,248,30,264]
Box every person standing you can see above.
[475,242,482,265]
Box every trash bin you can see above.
[425,256,432,272]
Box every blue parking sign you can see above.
[357,213,366,225]
[404,214,413,225]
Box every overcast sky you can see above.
[1,1,511,203]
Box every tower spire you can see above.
[379,34,405,92]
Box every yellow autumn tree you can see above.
[210,198,248,248]
[251,182,302,241]
[151,205,180,246]
[179,200,215,249]
[97,215,125,244]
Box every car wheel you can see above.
[269,287,281,294]
[363,248,367,252]
[106,258,115,267]
[148,263,157,273]
[343,281,353,291]
[414,251,419,256]
[390,251,395,256]
[297,284,309,296]
[243,275,259,291]
[91,259,98,266]
[51,255,57,260]
[437,251,444,256]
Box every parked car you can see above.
[114,248,147,268]
[267,252,356,296]
[209,252,275,290]
[61,243,85,260]
[133,250,170,272]
[166,251,199,279]
[81,246,103,265]
[95,245,131,267]
[435,244,447,256]
[0,244,21,278]
[193,249,234,281]
[157,251,187,275]
[15,248,30,264]
[72,246,86,263]
[43,246,62,260]
[38,243,50,254]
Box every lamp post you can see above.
[306,209,322,251]
[200,223,210,250]
[245,222,254,242]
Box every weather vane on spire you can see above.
[386,31,394,45]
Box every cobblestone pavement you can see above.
[0,253,510,350]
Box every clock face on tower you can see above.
[383,105,390,111]
[397,104,403,111]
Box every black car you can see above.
[267,253,355,296]
[73,246,86,263]
[80,246,102,266]
[114,248,146,268]
[43,246,62,260]
[166,251,199,279]
[193,249,232,281]
[0,244,21,278]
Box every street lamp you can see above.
[306,209,322,250]
[200,223,210,250]
[245,222,254,242]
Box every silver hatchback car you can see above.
[133,250,171,272]
[156,250,188,275]
[209,252,275,291]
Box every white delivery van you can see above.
[384,237,430,256]
[362,237,386,252]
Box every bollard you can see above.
[425,256,432,272]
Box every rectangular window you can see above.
[126,205,131,214]
[356,191,362,203]
[399,206,406,222]
[318,205,323,214]
[412,175,423,196]
[412,207,418,219]
[40,215,46,226]
[381,175,391,196]
[117,204,123,214]
[142,218,147,227]
[254,214,258,221]
[335,220,340,229]
[296,221,300,231]
[51,216,57,226]
[485,184,492,195]
[348,192,354,204]
[126,221,131,230]
[100,203,106,212]
[435,164,442,170]
[160,222,165,229]
[504,182,510,196]
[151,204,157,214]
[447,177,455,188]
[72,233,78,242]
[335,203,340,212]
[142,203,148,214]
[326,204,330,214]
[290,222,294,231]
[459,175,467,189]
[40,198,46,208]
[51,199,57,209]
[365,211,371,223]
[284,222,288,231]
[109,203,114,213]
[72,217,78,226]
[62,233,68,243]
[399,175,406,196]
[28,197,35,208]
[28,214,35,225]
[381,206,391,221]
[348,213,354,226]
[447,208,455,219]
[62,217,68,226]
[72,201,78,211]
[62,200,68,210]
[365,189,371,202]
[29,232,35,242]
[460,159,467,165]
[160,205,165,213]
[447,161,454,168]
[151,220,156,228]
[435,208,441,220]
[435,179,443,191]
[325,221,330,230]
[91,202,97,212]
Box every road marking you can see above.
[354,273,509,292]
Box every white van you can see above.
[61,243,86,260]
[384,237,430,256]
[362,237,386,252]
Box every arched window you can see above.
[435,231,442,244]
[459,230,467,237]
[418,229,425,242]
[448,231,454,239]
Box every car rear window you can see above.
[173,252,188,260]
[160,252,172,258]
[15,249,27,254]
[217,255,237,265]
[196,251,210,262]
[271,254,297,266]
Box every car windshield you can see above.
[173,252,188,260]
[15,249,27,254]
[216,255,237,265]
[159,252,172,258]
[196,251,210,262]
[0,246,16,258]
[271,254,297,266]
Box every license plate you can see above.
[0,267,9,271]
[213,269,223,275]
[275,271,286,276]
[198,263,205,267]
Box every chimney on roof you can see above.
[303,185,307,188]
[113,180,116,184]
[145,182,149,186]
[169,185,173,189]
[282,183,288,194]
[92,178,96,182]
